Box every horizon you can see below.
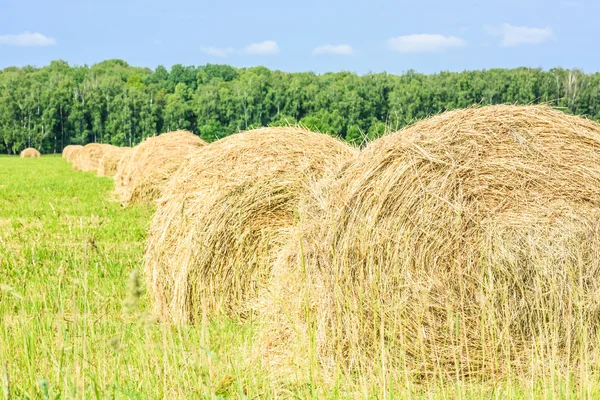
[1,59,597,77]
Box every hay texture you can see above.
[113,130,206,206]
[145,127,357,323]
[67,147,82,164]
[72,143,117,172]
[97,147,131,177]
[62,145,83,162]
[262,105,600,380]
[20,148,40,158]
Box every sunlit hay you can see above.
[97,147,131,177]
[72,143,117,172]
[20,148,41,158]
[253,176,340,383]
[62,145,83,161]
[145,127,358,323]
[113,130,206,206]
[266,105,600,382]
[67,148,83,164]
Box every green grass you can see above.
[0,156,264,399]
[0,155,597,399]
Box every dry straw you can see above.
[145,127,357,323]
[72,143,117,172]
[20,148,40,158]
[113,130,206,206]
[62,145,83,162]
[97,147,131,177]
[67,147,82,163]
[260,105,600,381]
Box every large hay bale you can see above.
[97,147,131,177]
[20,148,41,158]
[262,105,600,380]
[62,145,83,162]
[72,143,117,172]
[145,127,357,323]
[113,130,206,206]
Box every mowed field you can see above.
[1,154,599,399]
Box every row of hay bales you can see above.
[68,143,123,173]
[68,105,600,382]
[63,131,206,204]
[63,144,135,178]
[63,143,131,177]
[113,130,206,205]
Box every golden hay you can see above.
[72,143,117,172]
[97,147,131,177]
[261,105,600,381]
[20,148,41,158]
[144,127,357,323]
[62,145,83,162]
[113,130,206,206]
[67,148,83,164]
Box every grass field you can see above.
[0,155,596,399]
[0,155,262,399]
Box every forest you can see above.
[0,59,598,153]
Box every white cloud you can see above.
[560,0,584,9]
[313,44,354,55]
[0,32,56,46]
[244,40,280,55]
[485,23,553,46]
[201,46,234,57]
[387,34,465,53]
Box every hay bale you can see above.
[72,143,117,172]
[263,105,600,380]
[113,130,206,206]
[20,148,41,158]
[97,147,131,177]
[62,145,83,162]
[145,127,357,323]
[67,147,83,164]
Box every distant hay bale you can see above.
[68,148,83,163]
[20,148,41,158]
[72,143,117,172]
[114,130,206,206]
[145,127,357,323]
[97,147,131,177]
[262,105,600,380]
[62,145,83,162]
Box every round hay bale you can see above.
[72,143,117,172]
[67,147,83,164]
[145,127,357,323]
[263,105,600,380]
[113,130,206,206]
[97,147,131,177]
[20,148,41,158]
[62,145,83,162]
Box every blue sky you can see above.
[0,0,596,74]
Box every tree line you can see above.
[1,59,598,153]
